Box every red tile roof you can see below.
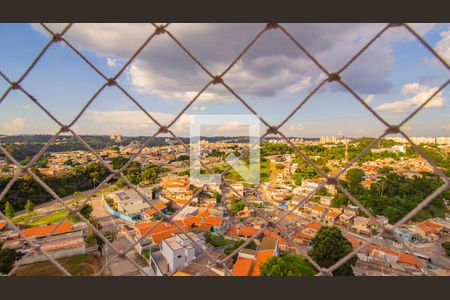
[251,250,274,276]
[326,211,340,218]
[398,253,424,268]
[183,216,204,227]
[204,216,223,227]
[312,205,326,212]
[345,236,361,248]
[20,221,73,239]
[143,204,167,217]
[232,257,253,276]
[134,220,188,244]
[304,223,321,231]
[41,237,85,252]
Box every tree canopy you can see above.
[260,254,316,276]
[309,226,356,276]
[0,242,23,274]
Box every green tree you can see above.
[111,156,128,170]
[103,231,116,242]
[64,159,74,166]
[86,232,105,247]
[4,201,15,219]
[25,199,34,215]
[275,163,285,170]
[80,203,93,220]
[0,242,23,274]
[213,192,222,204]
[231,201,245,213]
[260,254,316,276]
[442,241,450,257]
[331,193,348,208]
[115,178,126,188]
[309,226,356,276]
[345,168,365,185]
[260,256,288,276]
[141,165,157,183]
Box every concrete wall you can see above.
[104,199,135,222]
[19,244,86,265]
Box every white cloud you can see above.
[202,122,250,136]
[1,117,26,134]
[15,105,32,110]
[77,110,190,136]
[337,129,344,136]
[374,83,446,113]
[31,23,432,102]
[287,77,311,93]
[191,105,207,111]
[441,123,450,130]
[435,27,450,61]
[288,123,305,132]
[365,94,374,104]
[106,57,118,67]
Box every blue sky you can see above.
[0,23,449,138]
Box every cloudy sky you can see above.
[0,23,449,138]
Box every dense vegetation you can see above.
[333,167,449,223]
[0,161,109,212]
[259,254,316,276]
[114,157,159,187]
[0,242,23,274]
[309,226,356,276]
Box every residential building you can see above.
[149,232,207,276]
[351,216,371,235]
[231,236,278,276]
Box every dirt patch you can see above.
[14,254,102,276]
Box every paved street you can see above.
[408,238,450,268]
[104,235,152,276]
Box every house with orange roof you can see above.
[173,271,192,276]
[398,253,424,269]
[134,220,189,245]
[363,244,425,270]
[0,220,7,231]
[182,215,227,236]
[141,204,168,221]
[310,205,327,220]
[414,220,444,242]
[345,236,362,249]
[251,250,275,276]
[15,222,87,265]
[295,223,321,245]
[20,221,73,239]
[324,209,341,226]
[232,257,254,276]
[230,236,278,276]
[225,224,259,240]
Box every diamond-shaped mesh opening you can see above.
[1,23,449,276]
[0,93,61,166]
[341,24,449,126]
[0,24,53,81]
[17,40,107,126]
[44,23,158,79]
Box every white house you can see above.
[150,232,207,276]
